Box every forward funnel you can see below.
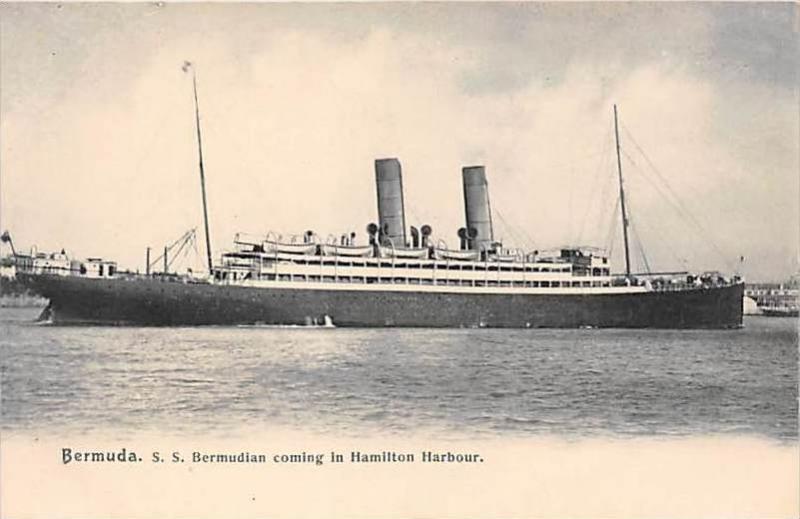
[374,158,407,247]
[462,165,494,250]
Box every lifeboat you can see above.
[492,253,519,262]
[433,248,480,261]
[378,246,430,259]
[321,244,374,257]
[262,239,317,255]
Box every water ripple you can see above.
[0,309,797,441]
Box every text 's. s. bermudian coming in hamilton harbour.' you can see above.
[61,448,485,465]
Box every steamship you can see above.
[14,158,744,328]
[12,67,743,328]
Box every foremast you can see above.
[183,61,213,273]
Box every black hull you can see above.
[17,274,744,329]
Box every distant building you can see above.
[744,279,799,315]
[82,257,117,278]
[7,251,117,279]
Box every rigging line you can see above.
[602,192,620,248]
[590,156,619,244]
[619,146,734,270]
[624,191,686,269]
[586,125,615,238]
[604,194,621,258]
[148,228,197,270]
[513,215,538,250]
[496,149,610,187]
[620,124,694,208]
[191,233,200,261]
[491,209,510,243]
[489,204,514,243]
[573,139,605,242]
[490,146,611,225]
[538,149,609,169]
[505,213,538,250]
[619,124,734,269]
[629,219,651,274]
[168,230,196,270]
[619,126,688,211]
[637,207,685,265]
[519,151,611,179]
[575,126,614,244]
[577,162,616,247]
[618,149,705,265]
[167,241,188,270]
[178,233,194,264]
[497,153,611,192]
[618,147,702,243]
[493,208,534,250]
[183,232,200,269]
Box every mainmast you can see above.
[613,104,632,279]
[184,61,213,273]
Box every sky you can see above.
[1,2,797,281]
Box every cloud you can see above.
[1,4,796,280]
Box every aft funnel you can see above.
[462,165,494,250]
[375,158,407,247]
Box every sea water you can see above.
[0,308,796,441]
